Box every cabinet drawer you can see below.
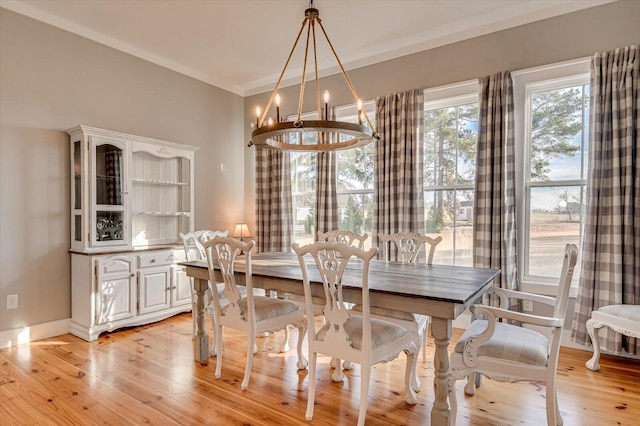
[138,250,186,268]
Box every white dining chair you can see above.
[449,243,578,426]
[316,229,369,370]
[350,232,442,393]
[292,241,418,426]
[179,229,228,352]
[376,232,442,363]
[202,236,308,390]
[317,229,368,248]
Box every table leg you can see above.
[431,317,452,426]
[193,277,209,363]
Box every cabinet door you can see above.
[95,256,136,325]
[172,265,193,308]
[138,266,171,314]
[91,136,129,248]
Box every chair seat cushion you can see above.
[598,304,640,323]
[454,320,549,366]
[317,316,409,350]
[222,296,300,322]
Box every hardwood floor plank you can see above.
[1,313,639,425]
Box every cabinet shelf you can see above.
[133,211,191,217]
[132,178,189,186]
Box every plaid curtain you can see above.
[572,45,639,355]
[105,149,122,205]
[315,107,339,236]
[373,89,425,256]
[255,146,293,252]
[473,71,518,304]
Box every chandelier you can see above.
[249,1,379,152]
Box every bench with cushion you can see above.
[585,304,640,371]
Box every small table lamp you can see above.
[231,223,251,254]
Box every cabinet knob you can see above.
[150,259,156,263]
[130,273,135,277]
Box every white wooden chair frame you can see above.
[292,241,418,426]
[449,244,578,426]
[317,229,368,248]
[377,232,443,365]
[179,229,228,353]
[202,237,308,390]
[316,229,369,370]
[585,305,640,371]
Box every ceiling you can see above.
[2,0,615,96]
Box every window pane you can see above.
[424,98,477,266]
[424,189,474,266]
[424,104,478,187]
[530,86,587,182]
[291,151,316,244]
[528,186,583,279]
[337,193,373,249]
[337,144,374,190]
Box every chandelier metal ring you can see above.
[249,0,379,152]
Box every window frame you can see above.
[513,58,590,296]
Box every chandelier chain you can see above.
[315,17,374,131]
[258,16,308,128]
[297,16,313,124]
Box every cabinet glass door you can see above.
[92,139,127,247]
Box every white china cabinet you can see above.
[68,125,198,341]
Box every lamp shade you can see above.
[231,223,251,239]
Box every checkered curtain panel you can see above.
[315,107,339,236]
[572,45,639,355]
[473,71,519,304]
[105,150,122,205]
[255,146,294,252]
[373,89,425,258]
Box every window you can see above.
[514,59,590,290]
[424,82,479,266]
[290,112,317,246]
[336,101,375,248]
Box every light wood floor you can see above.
[1,313,639,425]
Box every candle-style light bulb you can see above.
[268,117,273,126]
[275,94,281,123]
[256,107,261,127]
[357,99,363,125]
[324,90,329,119]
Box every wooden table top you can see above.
[180,251,500,306]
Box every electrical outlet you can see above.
[523,300,534,312]
[7,294,18,310]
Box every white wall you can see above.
[0,8,246,339]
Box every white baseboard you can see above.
[0,318,71,349]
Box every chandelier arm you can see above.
[316,17,377,133]
[297,17,313,123]
[312,20,321,121]
[259,17,309,128]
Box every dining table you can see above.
[180,251,500,426]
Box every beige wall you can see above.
[1,1,639,342]
[243,0,640,231]
[0,9,246,333]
